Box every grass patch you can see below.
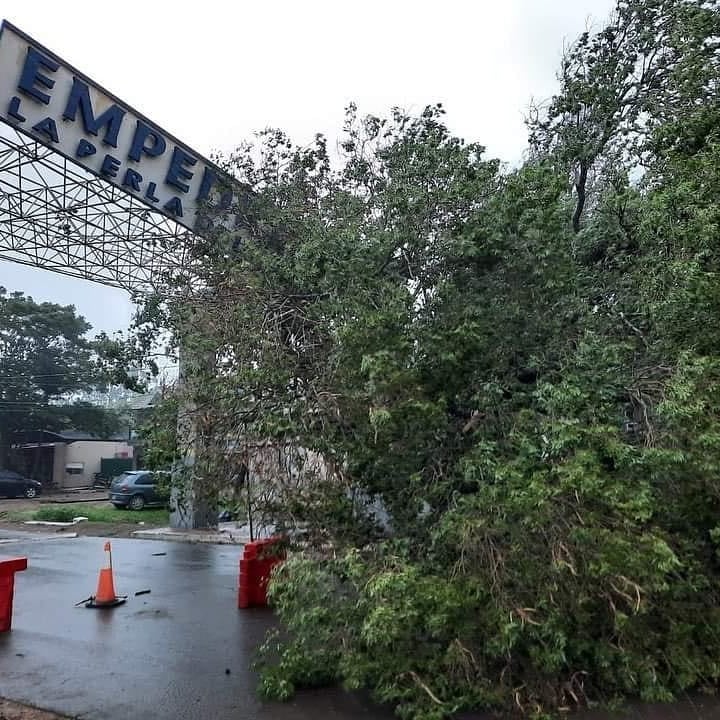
[29,505,169,525]
[1,509,35,522]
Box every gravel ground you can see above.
[0,699,68,720]
[0,491,109,511]
[0,519,151,538]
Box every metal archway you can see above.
[0,122,194,292]
[0,20,249,529]
[0,20,245,294]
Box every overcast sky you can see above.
[0,0,614,337]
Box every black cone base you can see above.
[85,595,127,609]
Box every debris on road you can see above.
[135,589,151,596]
[22,517,87,527]
[151,552,166,556]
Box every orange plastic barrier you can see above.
[238,536,286,609]
[0,557,27,632]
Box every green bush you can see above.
[31,505,169,525]
[33,506,78,523]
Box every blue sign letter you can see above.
[62,79,126,148]
[163,197,183,217]
[76,139,97,158]
[145,182,160,203]
[100,154,121,178]
[165,147,196,193]
[17,47,59,105]
[196,168,217,202]
[32,117,59,143]
[7,97,26,123]
[122,169,143,192]
[128,121,166,162]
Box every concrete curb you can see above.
[132,522,276,546]
[0,531,79,544]
[131,527,250,545]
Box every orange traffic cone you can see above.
[85,541,126,608]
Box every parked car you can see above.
[0,470,43,499]
[109,470,169,510]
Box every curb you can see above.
[131,528,250,545]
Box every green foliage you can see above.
[126,1,720,716]
[138,392,180,471]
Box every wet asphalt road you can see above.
[1,532,719,720]
[0,532,393,720]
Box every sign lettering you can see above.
[0,21,243,235]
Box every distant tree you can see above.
[46,402,123,439]
[528,0,720,232]
[0,288,119,465]
[136,391,180,471]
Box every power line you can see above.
[0,408,69,413]
[0,372,91,379]
[0,400,118,408]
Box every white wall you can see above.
[52,443,67,487]
[59,441,134,489]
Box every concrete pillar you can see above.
[169,301,218,530]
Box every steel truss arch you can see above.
[0,121,196,293]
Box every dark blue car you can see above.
[0,469,42,499]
